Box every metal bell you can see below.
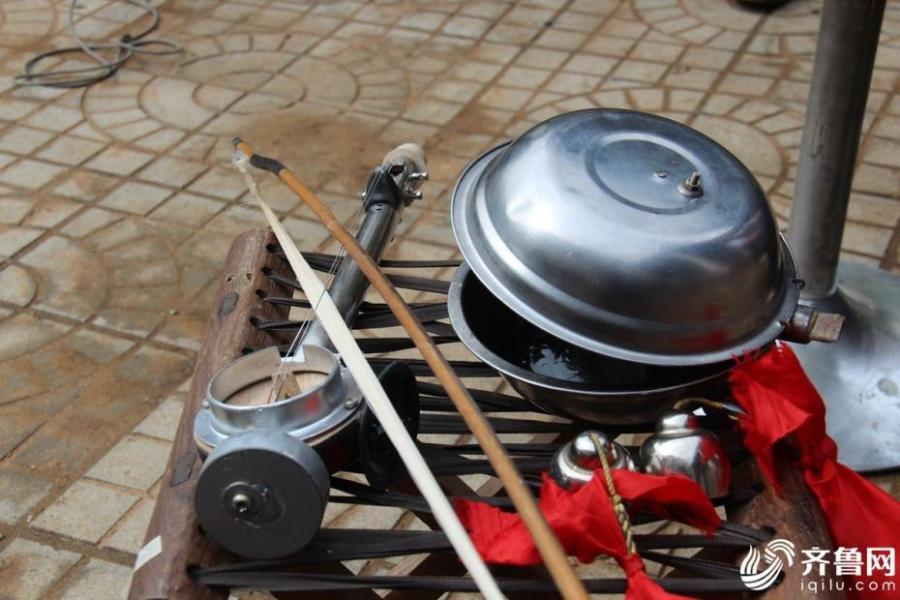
[639,409,731,498]
[550,430,637,488]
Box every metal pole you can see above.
[305,145,427,350]
[787,0,900,473]
[787,0,886,299]
[304,201,400,350]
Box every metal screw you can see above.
[685,171,701,190]
[677,171,704,198]
[231,492,251,515]
[654,170,667,179]
[343,397,361,410]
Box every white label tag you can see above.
[134,535,162,572]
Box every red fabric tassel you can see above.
[612,470,721,535]
[730,343,900,599]
[454,470,720,599]
[622,555,695,600]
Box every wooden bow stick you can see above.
[233,139,589,600]
[234,154,503,599]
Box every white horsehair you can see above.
[233,152,505,600]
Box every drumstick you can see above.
[234,139,589,600]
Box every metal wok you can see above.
[448,263,733,425]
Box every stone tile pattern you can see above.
[0,0,898,598]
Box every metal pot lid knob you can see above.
[550,430,637,488]
[639,409,731,499]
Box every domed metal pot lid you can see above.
[450,109,800,366]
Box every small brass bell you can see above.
[639,409,730,498]
[550,430,637,488]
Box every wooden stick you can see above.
[234,139,589,600]
[234,156,505,600]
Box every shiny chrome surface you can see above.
[639,409,730,498]
[550,430,636,488]
[448,263,732,424]
[194,345,362,453]
[789,261,900,472]
[451,109,800,366]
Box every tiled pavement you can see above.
[0,0,898,598]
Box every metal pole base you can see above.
[789,261,900,473]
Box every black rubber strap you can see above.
[189,569,752,595]
[643,550,747,580]
[250,303,449,333]
[196,527,764,568]
[419,413,582,435]
[329,475,764,534]
[263,297,445,314]
[369,357,496,378]
[355,336,457,353]
[423,321,456,336]
[435,441,561,455]
[266,247,461,269]
[245,336,457,356]
[416,381,534,412]
[265,269,450,295]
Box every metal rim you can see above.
[450,132,801,367]
[206,345,342,415]
[447,262,732,397]
[194,345,361,454]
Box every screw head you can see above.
[222,482,265,519]
[677,171,704,198]
[231,492,252,514]
[685,171,702,190]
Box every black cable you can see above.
[15,0,182,89]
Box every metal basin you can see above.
[451,109,800,366]
[448,264,732,424]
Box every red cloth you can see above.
[612,470,721,535]
[730,343,900,599]
[454,470,721,599]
